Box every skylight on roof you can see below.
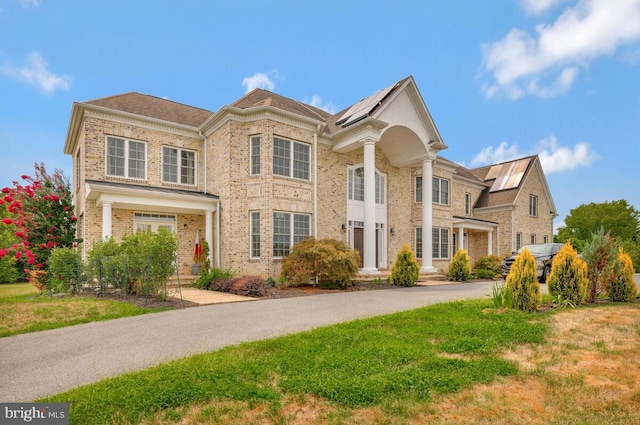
[488,158,531,192]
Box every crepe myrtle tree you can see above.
[0,163,80,289]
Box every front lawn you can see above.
[0,283,167,337]
[43,299,550,424]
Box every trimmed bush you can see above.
[48,247,84,293]
[546,242,588,306]
[505,248,541,312]
[448,249,471,281]
[473,255,502,278]
[390,243,420,287]
[582,227,618,303]
[280,237,359,289]
[232,275,267,298]
[210,277,236,293]
[609,249,638,302]
[192,267,234,290]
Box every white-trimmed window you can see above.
[543,235,549,243]
[348,166,385,204]
[415,176,449,204]
[516,232,522,251]
[415,227,449,259]
[162,146,195,185]
[250,211,260,258]
[273,212,310,257]
[433,177,449,205]
[250,136,261,175]
[133,213,176,232]
[531,234,536,244]
[529,195,538,217]
[273,137,310,180]
[465,193,471,215]
[106,136,146,179]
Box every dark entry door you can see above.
[354,227,364,268]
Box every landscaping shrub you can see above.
[582,227,618,303]
[546,242,588,306]
[448,249,471,281]
[192,267,234,290]
[390,243,420,287]
[48,247,84,293]
[609,248,638,302]
[232,275,267,297]
[473,255,502,278]
[619,239,640,273]
[280,237,359,288]
[210,277,236,293]
[505,248,541,312]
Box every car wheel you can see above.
[541,265,551,283]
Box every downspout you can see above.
[313,125,320,238]
[216,202,221,268]
[199,130,208,194]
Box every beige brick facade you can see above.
[65,79,556,279]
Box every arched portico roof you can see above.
[327,76,448,166]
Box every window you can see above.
[250,211,260,258]
[516,232,522,251]
[273,212,310,257]
[529,195,538,217]
[133,213,175,232]
[107,136,146,179]
[415,176,449,204]
[543,235,549,243]
[531,234,536,244]
[415,227,449,259]
[433,177,449,205]
[465,193,471,215]
[273,137,310,180]
[349,167,385,204]
[432,227,450,259]
[250,136,261,175]
[162,147,195,185]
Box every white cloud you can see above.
[536,134,597,172]
[482,0,640,99]
[241,71,279,93]
[304,95,338,114]
[471,141,522,166]
[20,0,40,7]
[1,51,71,95]
[470,135,597,173]
[521,0,570,15]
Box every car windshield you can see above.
[518,244,552,256]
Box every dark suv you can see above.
[501,243,563,283]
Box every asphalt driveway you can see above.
[0,281,495,402]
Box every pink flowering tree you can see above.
[0,163,80,290]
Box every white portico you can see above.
[328,77,447,274]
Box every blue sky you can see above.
[1,0,639,232]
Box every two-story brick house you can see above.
[63,76,556,278]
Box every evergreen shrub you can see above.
[390,243,420,287]
[473,255,502,278]
[582,227,618,303]
[609,249,638,302]
[546,242,588,306]
[48,247,84,293]
[505,248,541,312]
[448,249,471,281]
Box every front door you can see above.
[354,227,364,268]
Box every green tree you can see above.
[448,249,471,281]
[582,227,618,303]
[390,243,420,287]
[505,248,541,312]
[556,200,639,247]
[546,242,588,306]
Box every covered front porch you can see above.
[452,216,499,265]
[84,180,219,276]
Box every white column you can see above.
[421,157,437,273]
[361,139,380,274]
[488,230,493,255]
[458,226,465,254]
[101,202,112,240]
[205,209,214,267]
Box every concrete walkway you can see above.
[0,281,496,402]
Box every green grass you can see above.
[42,299,550,424]
[0,282,165,337]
